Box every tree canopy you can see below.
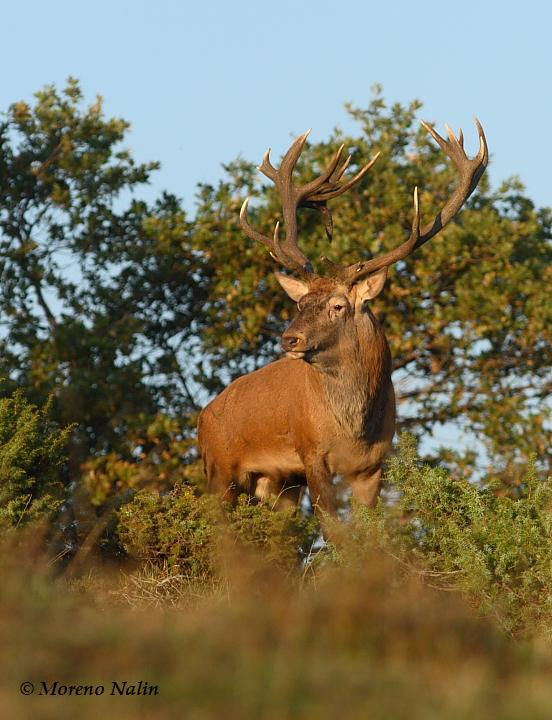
[0,79,549,496]
[0,79,207,472]
[193,90,551,477]
[0,81,551,720]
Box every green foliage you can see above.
[117,484,318,578]
[342,435,552,636]
[0,389,72,529]
[83,413,203,507]
[118,485,221,578]
[193,87,551,476]
[230,494,319,570]
[0,78,549,554]
[0,78,207,465]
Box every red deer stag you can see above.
[198,121,488,517]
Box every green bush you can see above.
[342,434,552,637]
[0,390,72,530]
[118,433,552,638]
[117,482,319,579]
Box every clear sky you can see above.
[2,0,550,212]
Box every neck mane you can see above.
[319,309,391,439]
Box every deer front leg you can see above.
[304,456,338,518]
[348,466,382,507]
[203,456,242,505]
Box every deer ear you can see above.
[356,267,388,302]
[275,272,309,302]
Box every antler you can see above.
[336,119,488,283]
[240,130,379,273]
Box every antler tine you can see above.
[240,130,379,274]
[239,198,309,272]
[299,144,346,199]
[239,198,269,248]
[258,149,278,182]
[344,188,421,278]
[240,198,274,252]
[334,154,352,182]
[271,220,284,262]
[307,152,380,203]
[280,129,312,177]
[337,120,488,284]
[475,117,489,166]
[458,127,464,149]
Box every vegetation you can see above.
[3,454,552,718]
[0,78,204,471]
[117,484,318,578]
[0,79,550,717]
[0,389,72,531]
[0,79,549,496]
[336,435,552,637]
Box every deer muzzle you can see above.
[282,330,308,358]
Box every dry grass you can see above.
[116,560,226,609]
[1,531,552,720]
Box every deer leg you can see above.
[254,476,305,511]
[304,457,337,518]
[348,466,382,507]
[254,475,274,503]
[205,462,241,505]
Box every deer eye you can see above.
[333,304,344,312]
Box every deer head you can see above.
[240,123,488,367]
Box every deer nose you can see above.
[282,331,307,353]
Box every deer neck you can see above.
[316,312,391,439]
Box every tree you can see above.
[0,79,208,473]
[191,88,551,476]
[0,80,549,490]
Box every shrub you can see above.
[343,434,552,636]
[119,433,552,638]
[117,482,319,580]
[0,390,72,531]
[117,484,224,578]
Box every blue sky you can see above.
[2,0,550,212]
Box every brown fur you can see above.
[198,273,395,517]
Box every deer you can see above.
[198,121,488,520]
